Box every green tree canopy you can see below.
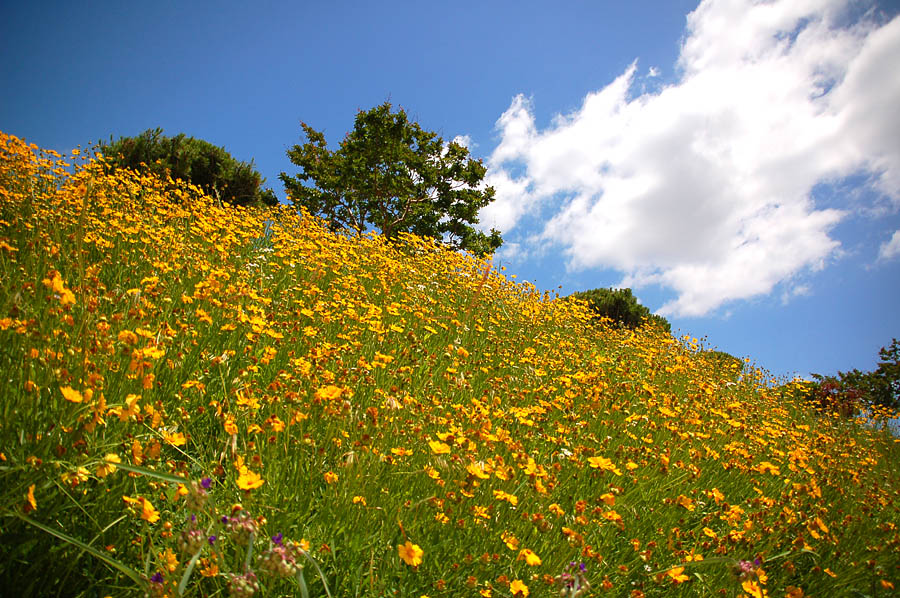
[279,102,502,256]
[100,128,277,207]
[569,287,671,333]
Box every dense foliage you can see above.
[1,132,899,598]
[569,287,671,333]
[280,102,502,257]
[101,128,278,207]
[802,338,900,413]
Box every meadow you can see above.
[1,130,898,597]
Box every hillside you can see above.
[1,131,898,597]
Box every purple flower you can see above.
[208,535,217,545]
[222,515,229,524]
[150,572,164,584]
[272,532,283,546]
[201,477,212,490]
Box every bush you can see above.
[100,128,277,207]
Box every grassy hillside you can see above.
[1,131,898,597]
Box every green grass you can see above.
[1,131,899,598]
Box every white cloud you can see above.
[482,0,900,317]
[879,230,900,260]
[452,134,474,149]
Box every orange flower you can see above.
[315,385,344,401]
[666,566,689,584]
[24,484,36,513]
[509,579,529,597]
[60,386,83,403]
[675,494,695,511]
[324,471,339,484]
[517,548,541,566]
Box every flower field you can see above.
[1,131,898,597]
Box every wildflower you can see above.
[398,541,423,566]
[666,566,689,584]
[324,471,338,484]
[493,489,518,506]
[509,578,529,597]
[741,579,767,597]
[518,548,542,566]
[96,453,121,478]
[467,462,491,479]
[555,562,589,598]
[162,430,186,446]
[24,484,36,513]
[158,547,179,573]
[259,541,301,577]
[501,531,519,550]
[236,466,264,490]
[42,272,76,305]
[227,570,259,598]
[587,456,622,476]
[314,385,344,402]
[429,440,451,455]
[178,528,205,555]
[675,494,695,511]
[223,511,258,545]
[60,386,83,403]
[124,495,160,523]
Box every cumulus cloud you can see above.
[481,0,900,317]
[879,230,900,260]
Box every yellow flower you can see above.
[509,579,529,597]
[96,453,121,478]
[315,385,344,402]
[501,531,519,550]
[741,579,766,598]
[60,386,83,403]
[675,494,695,511]
[398,541,423,566]
[162,430,186,446]
[429,440,451,455]
[324,471,339,484]
[158,547,179,573]
[517,548,541,566]
[236,466,264,490]
[123,496,161,523]
[224,416,238,435]
[666,566,689,584]
[493,489,518,506]
[587,455,622,476]
[466,462,490,479]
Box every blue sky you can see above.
[3,0,899,381]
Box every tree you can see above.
[804,338,900,414]
[279,102,502,256]
[569,287,671,333]
[101,128,277,207]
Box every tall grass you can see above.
[1,131,898,597]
